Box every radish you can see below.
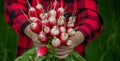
[48,16,56,27]
[56,0,65,19]
[59,26,66,33]
[19,8,42,33]
[68,16,76,23]
[49,10,56,17]
[30,17,38,22]
[36,4,44,15]
[40,13,48,20]
[66,16,76,28]
[67,28,76,36]
[50,26,60,36]
[27,0,37,17]
[66,40,73,46]
[30,17,42,25]
[36,1,44,16]
[52,37,61,48]
[43,25,50,34]
[38,31,48,43]
[37,46,48,57]
[42,19,49,26]
[29,7,37,17]
[48,0,58,17]
[66,22,74,28]
[30,22,41,33]
[56,7,64,19]
[57,16,65,26]
[59,33,68,45]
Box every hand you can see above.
[24,24,46,49]
[55,31,85,59]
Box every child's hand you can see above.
[55,31,85,59]
[24,24,46,49]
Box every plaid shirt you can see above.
[4,0,103,57]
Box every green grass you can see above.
[86,0,120,61]
[0,0,18,61]
[0,0,120,61]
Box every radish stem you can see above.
[19,8,31,23]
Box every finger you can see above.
[34,42,46,47]
[56,49,72,56]
[33,39,46,48]
[57,45,74,50]
[33,42,40,48]
[68,38,77,47]
[33,42,39,48]
[56,53,69,59]
[59,45,68,49]
[55,45,74,52]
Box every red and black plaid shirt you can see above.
[4,0,103,57]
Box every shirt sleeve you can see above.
[76,0,103,44]
[4,0,30,35]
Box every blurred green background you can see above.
[0,0,120,61]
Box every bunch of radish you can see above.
[23,0,76,57]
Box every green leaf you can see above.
[71,51,86,61]
[15,48,85,61]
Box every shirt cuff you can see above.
[20,21,30,35]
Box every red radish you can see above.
[29,7,37,17]
[68,16,76,23]
[39,13,44,19]
[43,13,49,19]
[66,16,76,28]
[66,40,73,46]
[56,0,65,19]
[56,7,64,19]
[30,17,38,22]
[52,37,61,48]
[49,0,58,17]
[37,46,48,57]
[67,28,76,36]
[57,16,65,26]
[38,31,48,43]
[48,16,56,27]
[66,22,74,28]
[27,0,37,17]
[30,22,41,33]
[43,25,50,34]
[35,20,42,27]
[49,10,56,17]
[59,26,66,33]
[36,4,44,16]
[50,26,60,36]
[42,19,49,26]
[30,17,42,25]
[59,33,68,45]
[40,13,48,20]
